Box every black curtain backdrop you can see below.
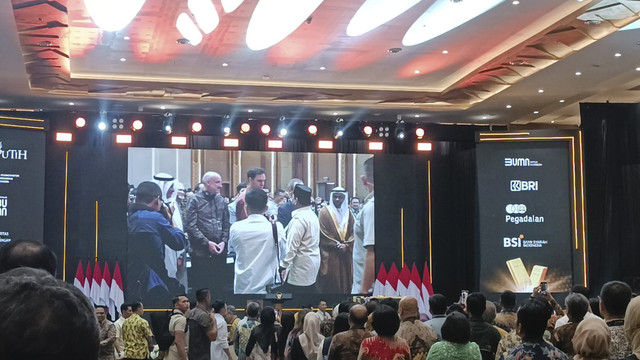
[581,103,640,292]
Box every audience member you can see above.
[358,304,411,360]
[446,303,467,316]
[186,289,218,360]
[599,281,633,359]
[228,182,248,224]
[591,297,602,318]
[96,305,117,360]
[0,267,99,360]
[122,302,154,360]
[397,296,438,360]
[500,298,569,360]
[166,295,190,360]
[279,178,304,228]
[0,239,57,275]
[427,312,481,360]
[235,167,267,221]
[495,291,518,332]
[291,312,324,360]
[267,189,287,217]
[467,292,502,360]
[225,305,240,350]
[279,312,296,360]
[555,286,598,329]
[115,303,133,359]
[235,302,261,360]
[320,313,349,360]
[349,197,361,217]
[552,293,590,357]
[317,300,332,321]
[425,294,448,340]
[210,300,232,360]
[328,304,372,360]
[246,307,282,360]
[285,308,311,359]
[484,300,508,337]
[572,317,611,360]
[623,296,640,360]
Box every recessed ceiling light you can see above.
[123,36,131,40]
[120,57,127,62]
[538,89,544,93]
[512,0,519,4]
[559,99,565,103]
[332,112,338,116]
[506,105,512,109]
[551,120,555,123]
[533,111,539,114]
[414,115,420,118]
[161,105,166,110]
[414,70,420,74]
[68,102,75,106]
[636,67,640,71]
[319,66,326,70]
[248,109,254,113]
[615,52,622,57]
[442,50,448,54]
[575,71,582,76]
[222,62,229,67]
[482,116,487,120]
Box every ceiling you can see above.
[3,0,640,126]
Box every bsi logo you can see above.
[504,236,523,248]
[504,158,542,167]
[510,180,538,192]
[505,204,527,214]
[0,196,7,217]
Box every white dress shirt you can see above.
[210,313,229,360]
[352,195,374,294]
[554,311,600,328]
[281,206,320,286]
[229,214,285,294]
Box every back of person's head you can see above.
[349,304,368,327]
[566,293,590,323]
[372,305,400,337]
[482,300,497,323]
[338,301,353,314]
[131,302,143,313]
[245,188,268,214]
[260,307,276,326]
[600,281,632,318]
[287,178,303,192]
[571,285,591,299]
[292,308,311,335]
[212,300,226,313]
[236,182,248,194]
[589,297,602,318]
[572,317,611,360]
[429,294,447,315]
[500,290,516,310]
[135,181,162,204]
[380,298,398,312]
[0,239,57,276]
[293,184,312,206]
[0,267,99,360]
[365,301,379,315]
[280,312,295,333]
[333,313,350,335]
[446,303,467,316]
[466,292,487,317]
[246,302,261,318]
[195,288,210,303]
[442,312,471,344]
[624,296,640,349]
[517,298,552,341]
[363,157,374,183]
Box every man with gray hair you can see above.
[551,293,590,357]
[184,171,230,292]
[278,178,303,228]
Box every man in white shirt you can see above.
[352,157,375,294]
[210,300,232,360]
[229,188,285,294]
[554,285,600,328]
[280,184,320,292]
[114,303,133,359]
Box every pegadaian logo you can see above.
[504,158,542,167]
[0,142,28,161]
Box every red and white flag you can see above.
[397,264,411,297]
[84,261,93,298]
[110,262,124,317]
[421,262,434,318]
[373,263,387,297]
[91,262,103,305]
[384,263,399,297]
[409,264,424,315]
[73,261,86,297]
[101,263,112,316]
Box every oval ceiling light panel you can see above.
[221,0,244,13]
[188,0,219,34]
[347,0,421,37]
[84,0,146,32]
[246,0,324,51]
[176,13,204,46]
[402,0,504,46]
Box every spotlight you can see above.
[279,128,288,137]
[171,136,187,146]
[224,126,231,135]
[334,118,344,139]
[415,127,425,139]
[191,121,203,133]
[115,134,133,144]
[260,124,271,135]
[307,124,318,135]
[368,141,384,151]
[267,139,283,149]
[132,119,144,131]
[362,125,373,137]
[163,113,174,134]
[240,123,251,134]
[223,138,240,148]
[335,129,344,138]
[395,119,405,140]
[75,117,86,128]
[98,122,107,131]
[318,140,334,150]
[55,132,73,142]
[417,142,433,152]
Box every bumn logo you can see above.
[504,158,542,167]
[510,180,538,192]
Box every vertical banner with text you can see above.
[0,128,46,246]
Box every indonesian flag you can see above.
[410,264,427,317]
[384,263,399,297]
[397,264,411,297]
[73,261,86,297]
[421,262,434,318]
[101,263,112,315]
[373,263,387,297]
[110,262,124,317]
[84,261,93,298]
[91,262,103,305]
